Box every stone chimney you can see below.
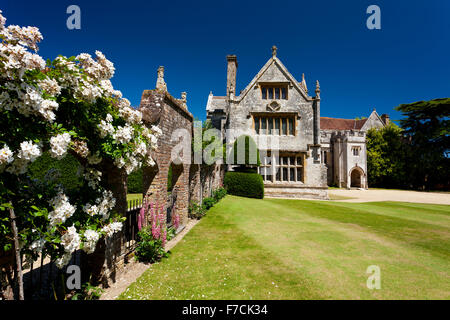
[226,55,237,97]
[381,114,390,125]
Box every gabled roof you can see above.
[237,55,310,102]
[360,109,386,131]
[321,110,386,131]
[320,117,368,131]
[206,93,227,112]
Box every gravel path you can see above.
[99,218,199,300]
[328,189,450,205]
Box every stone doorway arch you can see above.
[349,166,365,188]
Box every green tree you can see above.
[395,98,450,190]
[127,167,143,194]
[366,123,408,188]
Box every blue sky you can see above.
[3,0,449,121]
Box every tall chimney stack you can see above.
[226,55,237,97]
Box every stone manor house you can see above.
[206,46,389,199]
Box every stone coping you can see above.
[142,89,194,121]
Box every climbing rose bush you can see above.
[0,11,161,269]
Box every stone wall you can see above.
[93,74,227,288]
[189,164,225,205]
[139,88,194,227]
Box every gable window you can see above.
[253,115,296,136]
[281,87,287,99]
[261,85,288,100]
[282,118,287,135]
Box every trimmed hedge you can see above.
[28,152,83,191]
[223,171,264,199]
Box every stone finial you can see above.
[181,91,187,108]
[272,45,277,57]
[156,66,167,91]
[315,80,320,98]
[301,73,308,93]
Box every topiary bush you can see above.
[224,171,264,199]
[231,135,261,166]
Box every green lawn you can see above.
[127,193,143,209]
[119,196,450,300]
[328,194,356,200]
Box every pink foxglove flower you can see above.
[173,209,180,230]
[138,206,144,231]
[162,228,167,247]
[150,202,154,223]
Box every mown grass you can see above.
[119,196,450,300]
[126,193,143,209]
[328,194,356,200]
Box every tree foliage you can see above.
[395,98,449,190]
[367,98,449,190]
[366,123,408,188]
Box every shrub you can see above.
[188,188,227,220]
[224,171,264,199]
[166,227,176,241]
[212,187,227,202]
[135,227,168,263]
[202,197,216,210]
[188,201,207,220]
[70,282,104,300]
[127,167,143,193]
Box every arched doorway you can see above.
[350,167,363,188]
